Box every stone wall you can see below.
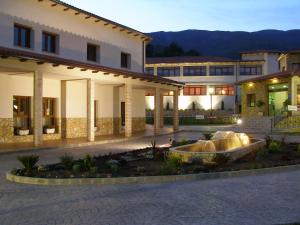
[95,117,113,136]
[132,117,146,133]
[234,116,273,134]
[61,118,87,139]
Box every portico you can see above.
[0,47,182,148]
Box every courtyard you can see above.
[1,129,300,225]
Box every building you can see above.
[0,0,183,147]
[239,51,300,117]
[145,51,280,113]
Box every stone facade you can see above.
[235,116,273,133]
[132,117,146,133]
[61,118,87,139]
[95,118,114,136]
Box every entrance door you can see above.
[121,102,125,126]
[268,83,288,116]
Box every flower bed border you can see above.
[6,164,300,186]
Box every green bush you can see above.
[212,154,230,166]
[59,154,74,170]
[160,155,183,175]
[72,164,81,173]
[17,155,39,172]
[83,154,94,171]
[298,144,300,153]
[90,166,98,174]
[167,155,183,168]
[256,148,269,159]
[189,156,203,165]
[268,141,280,153]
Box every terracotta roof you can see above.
[0,47,184,87]
[146,56,238,64]
[38,0,151,42]
[236,70,300,84]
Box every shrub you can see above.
[265,135,273,148]
[212,154,230,166]
[90,166,98,174]
[268,141,280,153]
[167,155,183,168]
[17,155,39,172]
[160,155,183,175]
[256,148,269,159]
[109,164,119,173]
[298,144,300,153]
[189,156,203,165]
[83,154,94,171]
[72,164,81,173]
[59,154,74,170]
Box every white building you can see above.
[0,0,182,147]
[145,51,280,113]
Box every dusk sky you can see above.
[63,0,300,32]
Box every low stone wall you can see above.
[61,118,87,139]
[235,116,273,134]
[95,117,113,136]
[132,117,146,133]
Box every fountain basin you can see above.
[170,132,266,163]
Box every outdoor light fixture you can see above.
[237,119,243,125]
[272,78,279,84]
[221,89,226,95]
[208,87,214,95]
[169,91,174,96]
[248,82,254,87]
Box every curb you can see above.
[6,164,300,186]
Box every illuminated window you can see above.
[183,86,207,96]
[146,67,154,75]
[247,94,256,107]
[183,66,206,76]
[210,66,234,76]
[13,96,31,133]
[157,67,180,77]
[214,86,234,95]
[240,65,262,75]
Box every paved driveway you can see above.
[0,132,300,225]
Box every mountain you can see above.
[147,29,300,59]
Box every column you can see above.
[33,71,43,147]
[160,93,164,128]
[61,80,67,139]
[125,83,133,137]
[173,89,179,131]
[154,88,161,135]
[87,78,95,142]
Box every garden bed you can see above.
[11,137,300,179]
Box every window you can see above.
[247,94,256,107]
[214,86,235,95]
[121,52,131,68]
[240,65,262,75]
[183,86,207,96]
[13,96,31,133]
[87,44,99,62]
[146,67,154,75]
[43,98,57,129]
[14,24,32,48]
[210,66,234,76]
[183,66,206,76]
[157,67,180,77]
[292,63,300,71]
[42,32,57,53]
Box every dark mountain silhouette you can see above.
[147,29,300,59]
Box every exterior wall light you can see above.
[208,87,215,95]
[272,78,279,84]
[169,91,174,96]
[248,82,254,87]
[237,119,243,125]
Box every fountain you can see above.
[170,131,265,163]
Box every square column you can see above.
[160,94,164,128]
[87,79,95,142]
[125,83,133,137]
[173,89,179,131]
[33,71,43,147]
[154,88,161,134]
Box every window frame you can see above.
[14,24,32,49]
[43,97,57,129]
[121,52,131,69]
[183,86,207,96]
[13,96,31,132]
[210,66,234,76]
[247,94,256,107]
[240,65,262,76]
[87,43,100,62]
[157,67,180,77]
[214,85,235,95]
[42,31,58,54]
[183,66,206,76]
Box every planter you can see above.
[18,129,29,136]
[45,128,55,134]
